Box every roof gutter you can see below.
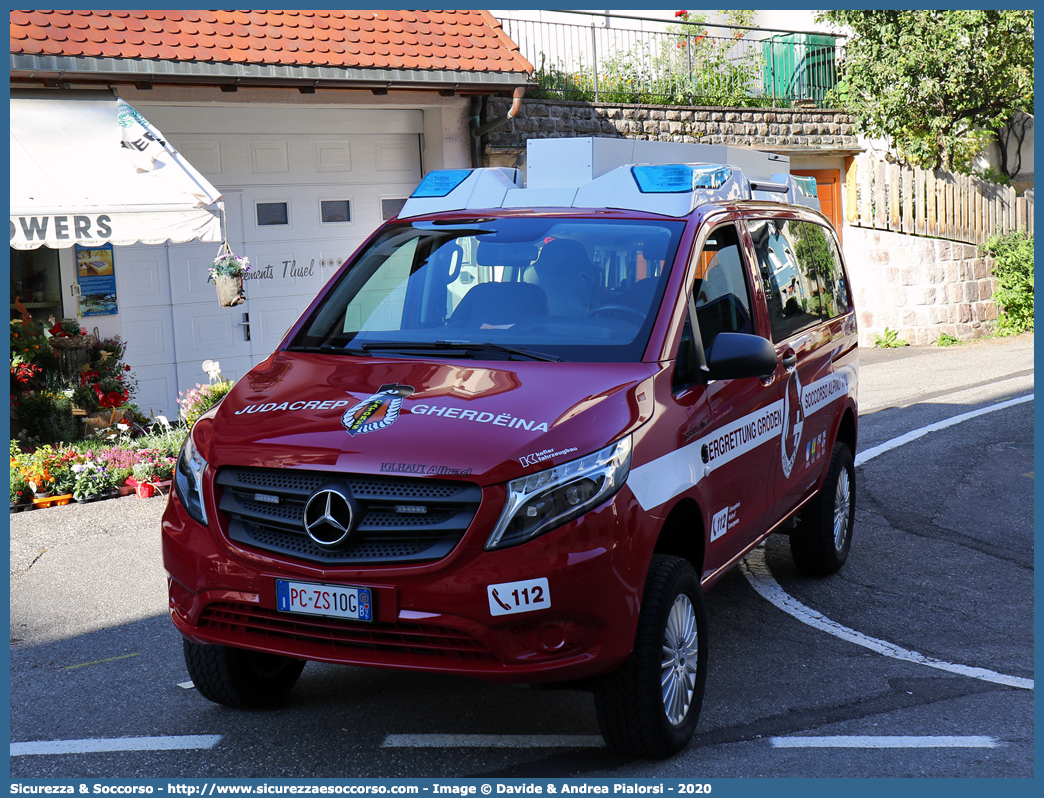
[9,54,532,94]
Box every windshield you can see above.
[290,217,685,362]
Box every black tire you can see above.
[594,554,708,759]
[790,442,855,576]
[183,639,306,709]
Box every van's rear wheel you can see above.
[183,639,306,709]
[594,555,708,758]
[790,442,855,576]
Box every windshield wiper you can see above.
[290,343,371,356]
[359,340,563,362]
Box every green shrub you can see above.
[872,327,910,348]
[981,231,1034,336]
[15,390,80,444]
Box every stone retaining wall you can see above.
[484,96,858,152]
[844,227,997,347]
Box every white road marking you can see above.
[11,735,223,756]
[741,394,1035,691]
[742,548,1033,690]
[772,735,999,748]
[381,734,605,748]
[854,393,1034,466]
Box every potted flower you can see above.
[153,456,176,494]
[10,443,33,511]
[209,245,251,307]
[10,469,32,512]
[131,460,158,498]
[46,316,95,351]
[51,461,77,502]
[113,466,135,496]
[72,460,120,502]
[23,445,78,507]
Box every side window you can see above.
[747,219,820,343]
[794,221,846,319]
[809,223,849,317]
[692,224,753,355]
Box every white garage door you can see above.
[112,105,423,419]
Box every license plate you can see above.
[276,580,372,622]
[487,578,550,617]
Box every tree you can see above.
[818,10,1034,176]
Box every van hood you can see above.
[200,352,657,486]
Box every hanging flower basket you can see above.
[209,243,250,307]
[214,274,245,307]
[49,333,97,351]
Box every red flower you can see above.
[675,10,688,18]
[95,387,128,409]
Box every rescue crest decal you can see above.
[781,370,805,478]
[342,384,415,437]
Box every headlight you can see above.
[486,436,632,550]
[174,428,209,526]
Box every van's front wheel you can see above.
[594,555,708,759]
[183,639,306,709]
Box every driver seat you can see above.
[523,239,595,316]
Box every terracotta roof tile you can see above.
[10,10,533,75]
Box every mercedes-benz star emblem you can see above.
[302,489,355,548]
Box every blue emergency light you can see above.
[631,164,732,194]
[792,175,818,198]
[412,169,472,198]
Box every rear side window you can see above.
[813,224,850,316]
[747,219,845,343]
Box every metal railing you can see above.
[498,11,846,107]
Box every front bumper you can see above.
[162,476,654,684]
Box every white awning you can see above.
[10,93,223,250]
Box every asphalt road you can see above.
[8,334,1034,780]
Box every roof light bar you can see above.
[631,164,732,194]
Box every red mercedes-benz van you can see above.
[163,138,858,758]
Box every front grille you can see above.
[216,467,482,565]
[199,601,496,662]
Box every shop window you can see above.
[10,247,62,323]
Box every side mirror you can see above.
[706,332,777,381]
[672,322,702,391]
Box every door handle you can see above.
[781,352,797,370]
[238,312,250,341]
